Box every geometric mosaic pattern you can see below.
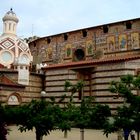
[0,38,15,50]
[0,36,32,65]
[0,37,30,53]
[17,40,29,52]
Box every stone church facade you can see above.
[0,9,140,111]
[29,18,140,111]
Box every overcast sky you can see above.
[0,0,140,38]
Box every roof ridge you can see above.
[43,54,140,69]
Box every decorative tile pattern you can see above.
[17,40,29,52]
[0,38,15,49]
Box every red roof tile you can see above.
[0,74,25,87]
[42,55,140,69]
[0,64,4,68]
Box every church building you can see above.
[0,9,43,105]
[1,9,140,111]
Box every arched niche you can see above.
[7,93,21,105]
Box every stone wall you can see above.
[29,18,140,66]
[28,18,140,111]
[0,70,43,104]
[44,60,139,110]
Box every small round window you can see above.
[0,50,14,65]
[2,51,12,62]
[74,49,85,61]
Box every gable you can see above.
[0,74,25,88]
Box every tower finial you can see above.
[10,8,13,11]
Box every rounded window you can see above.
[1,51,12,62]
[19,54,29,65]
[74,49,85,61]
[0,50,14,65]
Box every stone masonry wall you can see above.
[29,19,140,66]
[0,70,43,104]
[44,60,139,110]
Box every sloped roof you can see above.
[0,74,25,88]
[29,17,140,43]
[43,54,140,70]
[0,63,4,68]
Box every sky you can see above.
[0,0,140,38]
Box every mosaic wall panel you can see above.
[107,36,116,52]
[119,34,127,50]
[131,32,139,49]
[86,40,94,55]
[65,44,72,58]
[29,19,140,65]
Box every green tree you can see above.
[74,97,94,129]
[5,100,61,140]
[90,104,111,129]
[64,80,88,140]
[58,102,77,138]
[0,104,8,140]
[64,80,111,140]
[62,80,84,138]
[104,74,140,140]
[51,94,75,138]
[64,80,84,102]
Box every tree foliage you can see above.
[0,104,8,140]
[90,104,111,129]
[104,74,140,138]
[5,100,62,140]
[64,80,111,138]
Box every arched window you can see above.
[4,23,7,31]
[9,23,11,31]
[13,24,15,31]
[8,94,21,105]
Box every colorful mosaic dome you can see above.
[0,9,32,67]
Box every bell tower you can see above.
[2,8,19,36]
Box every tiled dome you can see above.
[2,8,19,23]
[0,9,32,67]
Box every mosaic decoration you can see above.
[119,34,127,50]
[17,40,29,52]
[40,45,47,62]
[96,36,106,45]
[0,38,15,50]
[92,49,103,59]
[0,38,30,53]
[65,44,72,58]
[131,32,139,49]
[107,36,115,52]
[46,46,53,60]
[86,40,94,55]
